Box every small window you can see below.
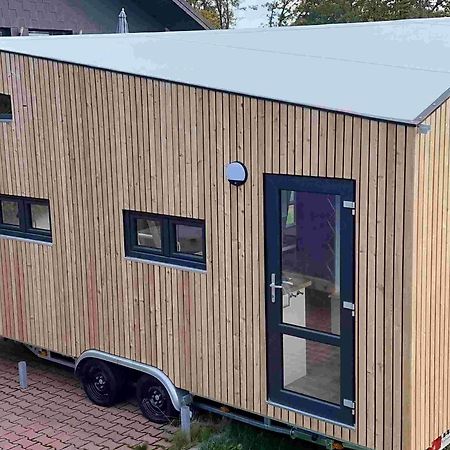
[136,218,162,249]
[0,28,11,37]
[29,203,51,231]
[0,195,52,243]
[0,94,12,122]
[124,211,206,270]
[28,29,73,36]
[1,199,19,226]
[173,223,204,257]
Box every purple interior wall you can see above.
[296,192,336,283]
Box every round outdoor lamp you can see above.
[226,161,248,186]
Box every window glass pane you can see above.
[283,335,340,405]
[136,218,161,249]
[285,191,296,227]
[281,190,341,335]
[0,94,12,120]
[175,224,203,257]
[28,29,72,36]
[1,200,19,226]
[30,203,50,231]
[28,30,51,36]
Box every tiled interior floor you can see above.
[286,357,341,405]
[0,339,175,449]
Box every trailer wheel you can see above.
[80,359,124,407]
[136,375,177,424]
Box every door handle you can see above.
[270,273,283,303]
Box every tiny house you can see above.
[0,17,449,450]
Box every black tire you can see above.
[136,375,177,424]
[79,359,124,407]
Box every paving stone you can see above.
[0,440,18,449]
[46,439,67,450]
[0,340,175,450]
[28,443,50,450]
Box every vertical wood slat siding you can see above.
[412,99,450,450]
[0,52,417,450]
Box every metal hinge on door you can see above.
[343,399,356,415]
[343,302,355,317]
[343,201,356,216]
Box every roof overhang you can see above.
[1,19,450,124]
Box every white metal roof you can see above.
[1,18,450,124]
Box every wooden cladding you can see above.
[412,99,450,450]
[0,51,424,449]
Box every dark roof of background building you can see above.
[155,0,212,30]
[0,0,211,34]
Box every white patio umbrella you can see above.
[116,8,129,34]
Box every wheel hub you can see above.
[149,389,165,409]
[93,373,108,392]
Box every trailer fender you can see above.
[74,349,184,412]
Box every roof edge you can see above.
[170,0,213,30]
[0,48,423,127]
[414,87,450,124]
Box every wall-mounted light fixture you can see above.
[226,161,248,186]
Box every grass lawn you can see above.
[168,416,320,450]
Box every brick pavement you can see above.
[0,340,176,450]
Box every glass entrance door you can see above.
[264,175,355,427]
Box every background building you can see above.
[0,0,209,36]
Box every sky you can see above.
[234,0,269,28]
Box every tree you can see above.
[187,0,241,28]
[264,0,450,27]
[296,0,364,25]
[266,0,298,26]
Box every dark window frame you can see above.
[124,210,206,270]
[0,195,52,243]
[0,93,12,122]
[0,28,11,36]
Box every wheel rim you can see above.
[84,367,113,403]
[141,386,168,420]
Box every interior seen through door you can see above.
[281,190,341,404]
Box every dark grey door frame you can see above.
[264,174,356,427]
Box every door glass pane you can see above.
[1,200,19,226]
[30,203,51,231]
[174,224,203,257]
[136,218,162,249]
[281,190,341,335]
[283,334,340,404]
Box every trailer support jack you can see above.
[181,394,193,442]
